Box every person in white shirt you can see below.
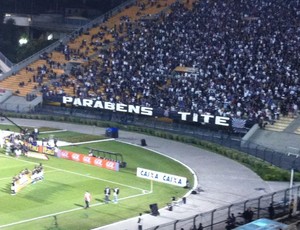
[84,191,91,209]
[113,188,119,203]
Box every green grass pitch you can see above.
[0,133,194,230]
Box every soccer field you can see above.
[0,139,193,230]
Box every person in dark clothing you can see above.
[243,207,254,223]
[104,186,110,204]
[226,213,236,229]
[137,213,143,230]
[197,223,203,230]
[268,203,275,219]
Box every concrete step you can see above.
[273,123,291,128]
[265,125,286,132]
[294,127,300,135]
[264,117,295,132]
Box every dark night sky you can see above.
[0,0,126,15]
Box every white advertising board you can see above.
[136,167,187,187]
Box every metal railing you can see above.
[146,186,300,230]
[34,105,300,172]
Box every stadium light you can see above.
[47,34,53,40]
[19,37,28,46]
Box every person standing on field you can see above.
[104,186,111,204]
[84,191,91,209]
[137,213,143,230]
[113,188,119,203]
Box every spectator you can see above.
[268,203,275,219]
[137,213,143,230]
[41,0,299,130]
[243,207,254,223]
[226,213,236,229]
[197,223,203,230]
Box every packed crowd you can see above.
[42,0,299,124]
[2,132,28,157]
[1,128,39,157]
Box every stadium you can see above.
[0,0,300,229]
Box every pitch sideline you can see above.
[0,154,153,229]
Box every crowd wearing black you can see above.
[39,0,299,127]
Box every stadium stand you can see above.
[52,0,298,126]
[0,0,300,228]
[0,0,299,126]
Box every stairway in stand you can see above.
[264,117,295,132]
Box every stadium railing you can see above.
[145,185,300,230]
[36,105,300,172]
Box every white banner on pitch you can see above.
[136,167,187,187]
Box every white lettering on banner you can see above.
[116,103,127,112]
[83,99,93,107]
[73,98,82,106]
[63,96,73,104]
[201,114,214,123]
[128,105,140,114]
[83,156,91,164]
[61,151,69,158]
[136,167,187,187]
[193,113,198,122]
[215,116,230,126]
[94,159,103,166]
[94,100,104,109]
[62,96,153,116]
[72,154,80,161]
[62,96,231,126]
[140,107,153,116]
[178,112,190,121]
[178,112,230,126]
[105,102,115,110]
[106,161,115,169]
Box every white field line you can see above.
[0,170,59,182]
[0,154,153,229]
[59,138,115,146]
[39,129,67,134]
[0,154,147,191]
[0,192,152,229]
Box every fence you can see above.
[37,105,300,172]
[3,105,300,229]
[0,96,43,113]
[145,186,300,230]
